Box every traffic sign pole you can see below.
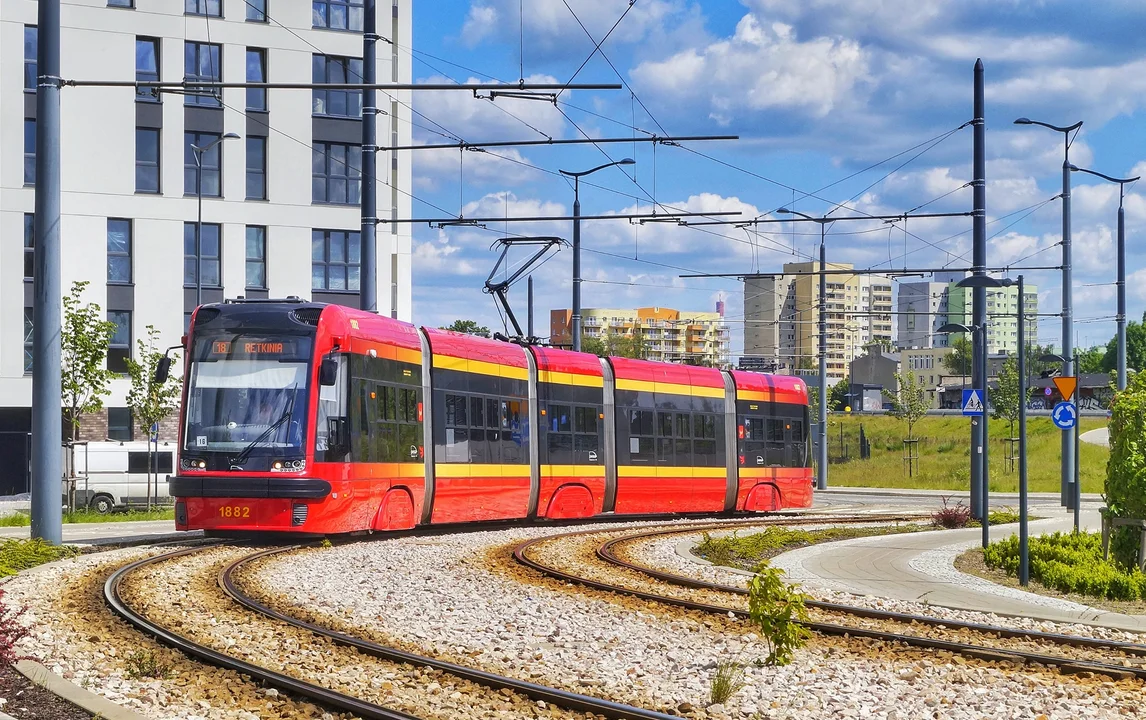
[1074,397,1081,533]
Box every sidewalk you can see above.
[0,520,198,546]
[772,506,1146,632]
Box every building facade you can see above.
[946,281,1038,355]
[1,0,412,494]
[896,281,950,350]
[550,305,731,366]
[742,262,892,382]
[901,346,954,408]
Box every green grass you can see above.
[0,508,175,527]
[695,524,928,570]
[984,531,1146,600]
[823,415,1107,493]
[0,538,80,578]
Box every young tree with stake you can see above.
[125,325,181,510]
[61,281,116,509]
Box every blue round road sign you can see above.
[1044,387,1053,397]
[1051,401,1077,430]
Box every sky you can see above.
[406,0,1146,357]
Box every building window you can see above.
[313,0,364,31]
[184,222,221,287]
[185,0,221,17]
[108,408,134,441]
[108,311,132,374]
[107,219,132,284]
[312,142,362,204]
[185,132,222,197]
[25,120,36,185]
[24,214,35,280]
[246,48,267,111]
[184,41,221,106]
[312,230,361,292]
[312,55,363,117]
[109,0,135,6]
[246,136,266,199]
[24,308,34,374]
[24,26,37,91]
[247,0,267,21]
[136,37,160,102]
[246,226,266,289]
[136,128,161,193]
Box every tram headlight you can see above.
[270,459,306,473]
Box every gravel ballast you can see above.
[248,521,1143,719]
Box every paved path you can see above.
[773,504,1146,631]
[1081,426,1110,447]
[0,520,198,546]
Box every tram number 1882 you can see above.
[219,506,252,519]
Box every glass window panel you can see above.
[329,234,345,262]
[313,2,327,28]
[108,312,131,346]
[202,169,220,197]
[348,266,360,291]
[246,261,265,289]
[313,145,327,173]
[246,227,265,259]
[329,59,346,84]
[329,90,347,117]
[136,39,158,75]
[136,129,158,162]
[201,226,220,256]
[349,6,364,31]
[348,233,361,262]
[312,233,325,261]
[471,396,485,428]
[108,257,132,284]
[247,0,267,21]
[330,3,348,29]
[328,265,347,290]
[311,265,326,289]
[203,259,220,287]
[329,178,347,203]
[107,221,130,254]
[312,177,327,203]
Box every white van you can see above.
[66,441,177,513]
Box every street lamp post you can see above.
[778,208,832,490]
[1016,275,1029,585]
[1068,165,1140,391]
[191,132,240,307]
[939,319,989,547]
[1041,351,1082,533]
[559,158,635,352]
[1014,116,1083,507]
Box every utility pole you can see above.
[361,0,378,313]
[970,59,987,521]
[31,0,63,545]
[527,276,534,339]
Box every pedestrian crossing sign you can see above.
[961,389,985,416]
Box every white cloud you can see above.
[462,0,683,49]
[414,146,540,191]
[631,15,869,120]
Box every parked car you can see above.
[65,441,177,513]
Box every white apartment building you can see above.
[742,263,892,381]
[897,281,950,350]
[1,0,412,495]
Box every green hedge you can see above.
[983,531,1146,601]
[1106,371,1146,568]
[0,539,80,578]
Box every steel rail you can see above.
[220,547,682,720]
[104,545,424,720]
[512,526,1144,681]
[596,527,1146,657]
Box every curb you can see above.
[15,660,149,720]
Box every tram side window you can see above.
[546,404,574,465]
[315,354,348,461]
[501,398,527,464]
[573,406,600,462]
[468,395,500,463]
[625,409,655,463]
[693,414,720,467]
[741,417,767,467]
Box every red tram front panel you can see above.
[532,347,607,519]
[423,329,532,524]
[610,358,729,514]
[731,371,813,511]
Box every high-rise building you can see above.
[946,281,1038,355]
[897,281,950,350]
[742,262,892,381]
[1,0,412,494]
[550,305,730,366]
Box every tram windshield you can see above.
[183,334,312,454]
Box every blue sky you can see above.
[407,0,1146,356]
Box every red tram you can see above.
[170,300,812,534]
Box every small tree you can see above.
[441,319,491,337]
[828,378,850,411]
[889,371,928,442]
[579,334,607,357]
[806,385,820,425]
[942,337,973,377]
[61,281,117,510]
[1106,370,1146,567]
[125,325,181,510]
[992,357,1021,438]
[747,562,811,666]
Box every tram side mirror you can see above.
[319,356,338,386]
[153,356,172,385]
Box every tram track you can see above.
[104,540,712,720]
[512,523,1146,683]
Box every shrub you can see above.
[987,509,1021,526]
[1106,370,1146,568]
[0,539,80,578]
[124,649,170,679]
[932,497,972,529]
[0,588,30,665]
[982,530,1146,600]
[747,562,811,666]
[709,660,747,706]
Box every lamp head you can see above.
[1039,353,1066,364]
[777,208,793,214]
[618,158,635,166]
[223,132,241,140]
[937,323,972,334]
[1013,118,1033,125]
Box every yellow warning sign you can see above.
[1053,376,1077,401]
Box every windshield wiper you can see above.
[231,387,297,467]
